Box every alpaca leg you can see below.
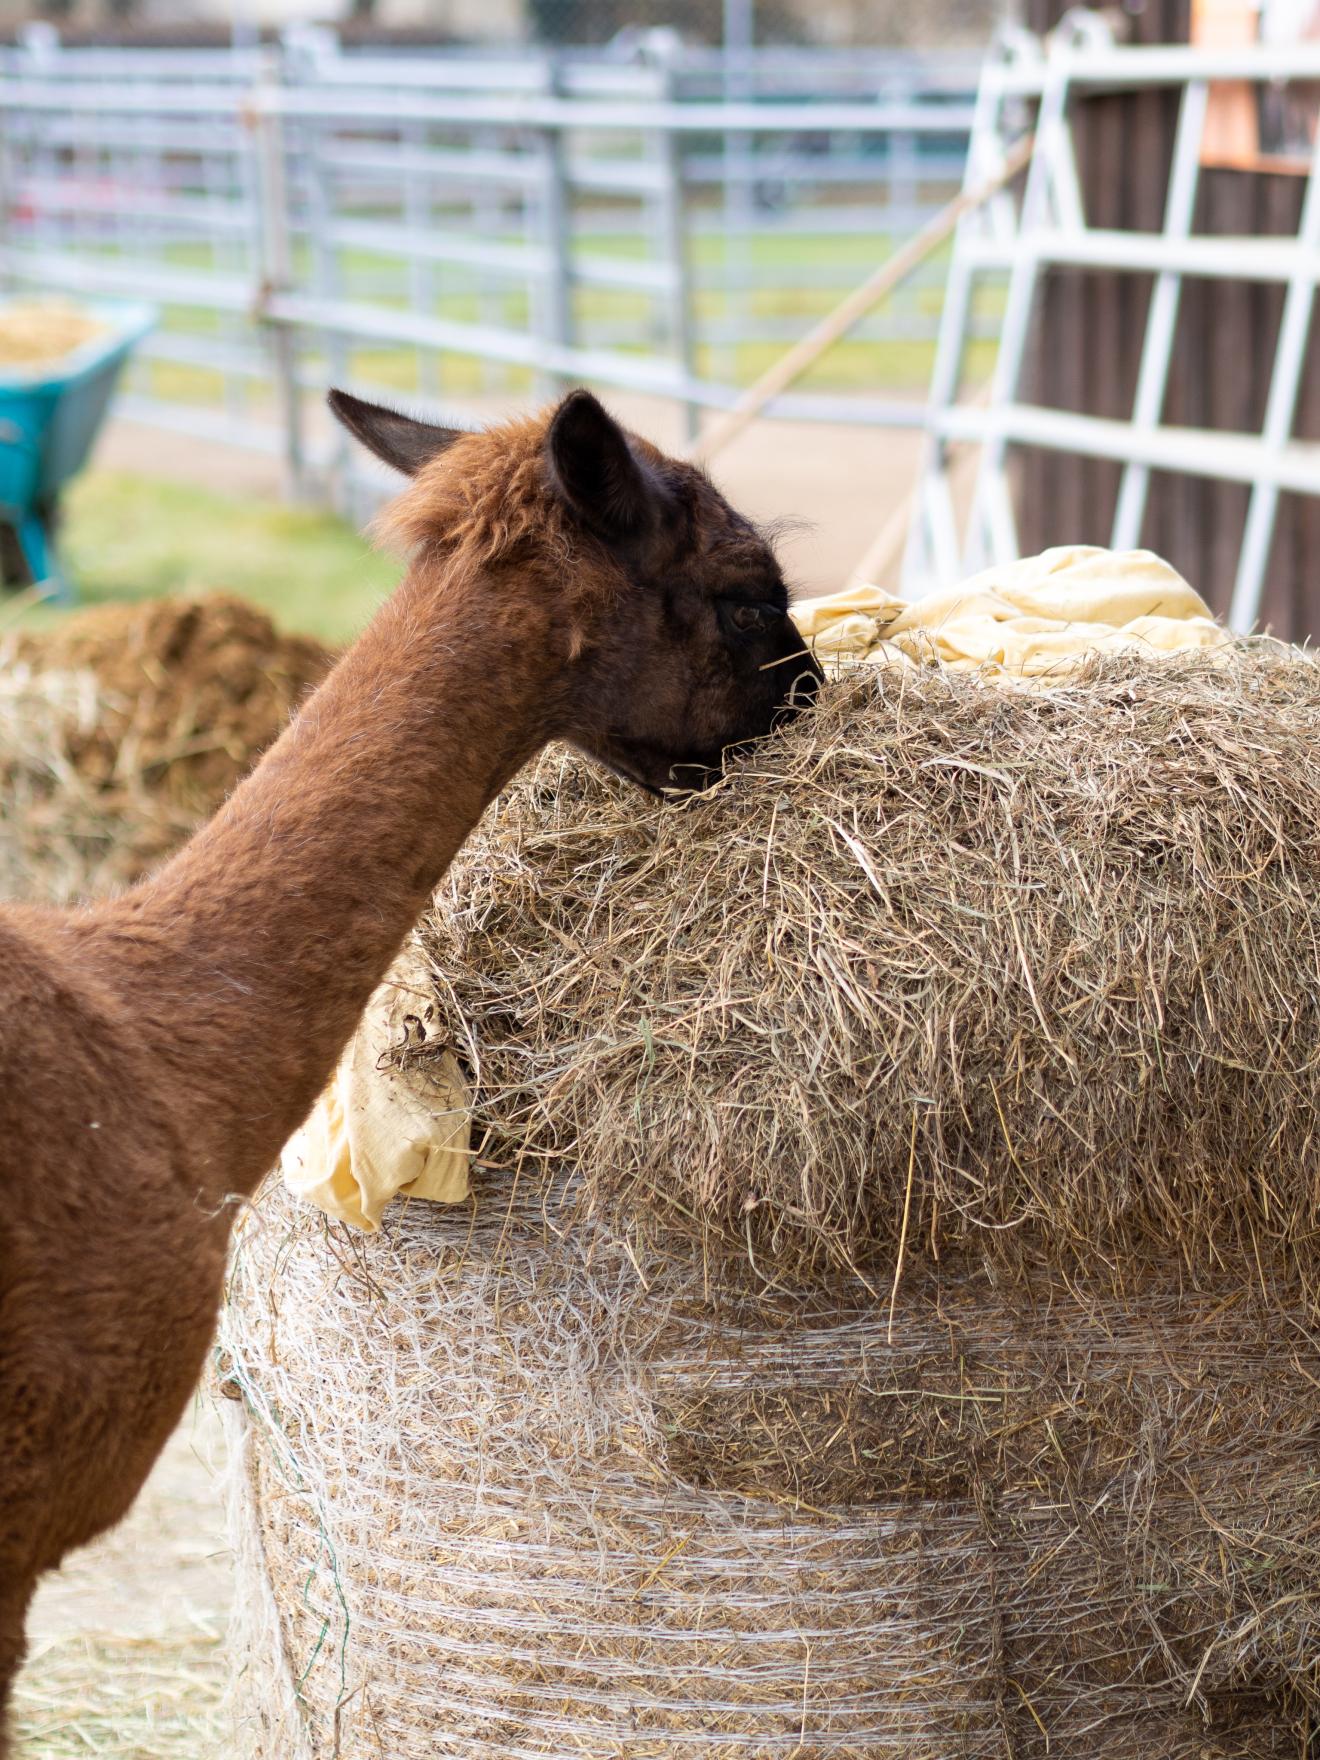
[0,1580,33,1760]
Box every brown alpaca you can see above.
[0,389,819,1741]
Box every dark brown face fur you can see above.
[558,439,821,795]
[329,386,822,795]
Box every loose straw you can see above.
[687,134,1034,467]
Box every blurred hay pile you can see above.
[224,645,1320,1758]
[0,595,330,901]
[0,656,185,902]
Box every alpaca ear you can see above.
[327,389,463,477]
[546,389,656,538]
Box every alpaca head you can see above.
[329,387,821,793]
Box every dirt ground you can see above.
[10,396,923,1758]
[13,1405,231,1758]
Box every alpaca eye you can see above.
[726,601,778,634]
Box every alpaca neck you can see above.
[88,556,553,1200]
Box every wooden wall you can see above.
[1016,0,1320,638]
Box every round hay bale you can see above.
[224,646,1320,1756]
[225,1184,997,1758]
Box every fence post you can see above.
[405,118,441,402]
[18,24,60,259]
[475,127,507,394]
[0,33,29,277]
[718,14,755,397]
[287,27,350,497]
[247,47,306,499]
[658,65,698,442]
[532,58,573,401]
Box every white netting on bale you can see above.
[222,1180,995,1758]
[222,1176,1318,1760]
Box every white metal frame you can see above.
[906,14,1320,632]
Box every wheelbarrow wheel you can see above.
[0,496,62,593]
[0,519,27,589]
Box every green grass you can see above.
[38,471,400,646]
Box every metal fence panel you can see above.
[0,27,983,509]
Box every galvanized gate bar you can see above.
[0,75,981,135]
[940,402,1320,495]
[900,28,1036,588]
[0,30,987,495]
[960,51,1072,568]
[1228,121,1320,631]
[962,230,1317,279]
[1110,78,1208,552]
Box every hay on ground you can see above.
[0,595,330,900]
[11,1411,231,1760]
[225,643,1320,1756]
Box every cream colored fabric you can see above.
[792,546,1230,678]
[281,946,471,1232]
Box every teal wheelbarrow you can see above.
[0,297,156,602]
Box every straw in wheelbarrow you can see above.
[0,302,105,368]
